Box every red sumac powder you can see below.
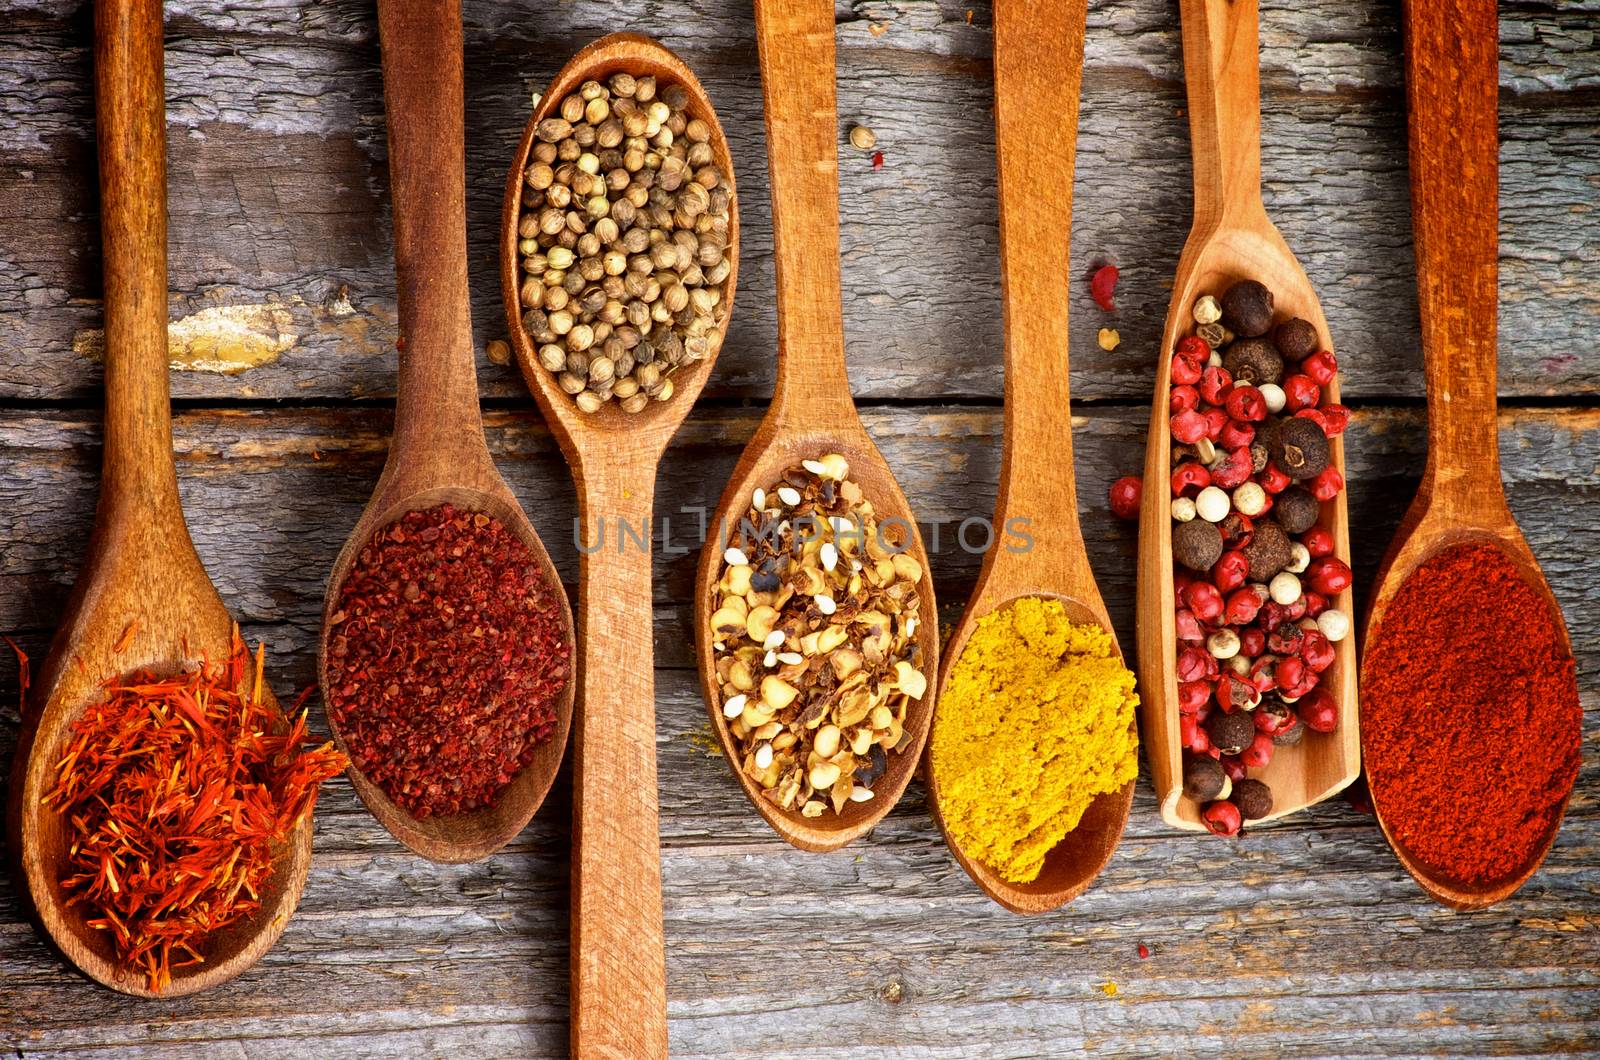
[1361,542,1580,886]
[326,504,570,818]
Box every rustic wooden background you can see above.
[1,0,1596,1055]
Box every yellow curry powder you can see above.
[930,597,1139,884]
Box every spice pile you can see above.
[517,72,733,414]
[1361,542,1580,886]
[708,454,927,818]
[930,598,1139,884]
[325,505,571,818]
[44,632,345,993]
[1116,279,1353,836]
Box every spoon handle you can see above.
[986,0,1090,597]
[753,0,858,428]
[95,0,185,527]
[1405,0,1502,500]
[376,0,489,476]
[571,462,666,1058]
[1179,0,1267,229]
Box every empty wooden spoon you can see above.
[1135,0,1359,831]
[499,33,737,1059]
[1359,0,1578,910]
[318,0,575,865]
[691,0,940,853]
[923,0,1133,914]
[5,0,313,997]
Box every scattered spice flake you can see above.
[871,151,885,170]
[869,21,887,36]
[42,628,346,993]
[1090,264,1120,311]
[1138,943,1150,960]
[5,635,28,708]
[112,620,139,654]
[965,9,974,23]
[1100,980,1119,997]
[1097,328,1121,351]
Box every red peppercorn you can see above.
[1238,627,1266,658]
[1174,608,1204,643]
[1170,461,1211,496]
[1248,655,1277,693]
[1300,590,1327,618]
[1259,600,1291,633]
[1220,756,1248,783]
[1225,588,1261,626]
[1179,680,1212,714]
[1198,365,1233,406]
[1298,687,1338,733]
[1177,646,1215,683]
[1109,476,1143,520]
[1225,386,1268,422]
[1259,462,1292,495]
[1309,465,1345,502]
[1294,407,1330,434]
[1242,731,1274,769]
[1306,557,1353,595]
[1176,335,1210,360]
[1212,550,1249,593]
[1201,406,1230,440]
[1171,408,1207,444]
[1303,350,1338,387]
[1180,713,1209,753]
[1184,582,1225,624]
[1302,525,1334,558]
[1138,943,1150,960]
[1302,629,1336,672]
[1268,622,1304,656]
[1171,352,1203,385]
[1090,264,1120,311]
[1320,403,1351,436]
[1210,448,1254,490]
[1285,596,1308,622]
[1170,384,1200,413]
[1219,419,1256,450]
[1283,373,1321,412]
[1203,800,1242,837]
[1279,656,1319,699]
[1254,701,1292,733]
[1218,511,1254,549]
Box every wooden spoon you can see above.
[1358,0,1577,910]
[499,33,737,1059]
[318,0,575,865]
[922,0,1133,914]
[1135,0,1359,831]
[4,0,312,997]
[690,0,940,853]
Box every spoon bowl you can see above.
[1136,0,1359,832]
[318,0,575,865]
[6,0,313,997]
[1360,0,1578,909]
[921,0,1133,913]
[500,32,736,1057]
[693,0,939,854]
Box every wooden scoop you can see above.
[922,0,1132,914]
[1135,0,1359,830]
[1359,0,1577,910]
[499,33,738,1059]
[691,0,940,854]
[4,0,312,997]
[318,0,575,865]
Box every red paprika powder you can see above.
[1361,542,1580,887]
[326,504,571,818]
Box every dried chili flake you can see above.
[871,150,884,170]
[1090,264,1119,312]
[42,629,345,993]
[325,504,571,819]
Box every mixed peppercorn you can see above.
[1113,278,1352,836]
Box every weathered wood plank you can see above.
[0,0,1596,403]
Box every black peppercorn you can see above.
[1173,519,1224,571]
[1183,756,1226,802]
[1274,487,1320,535]
[1220,279,1274,338]
[1222,337,1284,385]
[1242,520,1293,581]
[1205,711,1256,757]
[1233,778,1274,820]
[1266,417,1330,480]
[1273,317,1319,361]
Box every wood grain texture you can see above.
[1356,0,1579,910]
[0,0,1595,1053]
[925,0,1135,914]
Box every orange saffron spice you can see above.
[41,629,346,992]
